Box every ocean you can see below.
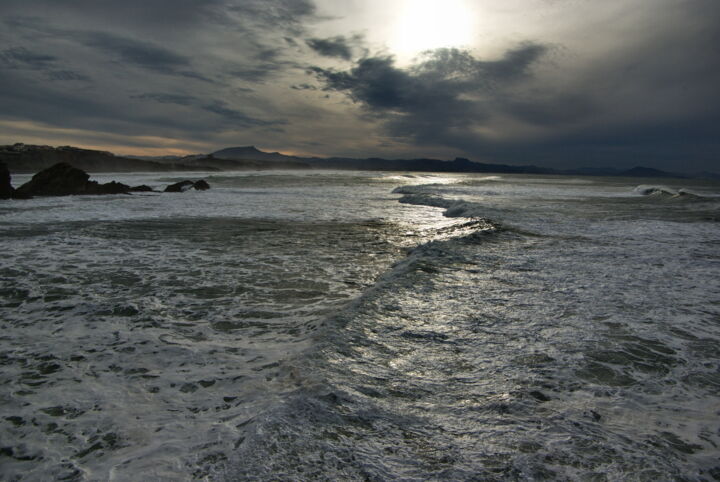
[1,170,719,480]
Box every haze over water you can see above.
[1,170,719,480]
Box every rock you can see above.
[92,181,131,195]
[164,180,195,192]
[164,180,211,192]
[15,162,88,197]
[0,161,13,199]
[15,162,131,197]
[193,179,210,191]
[129,185,155,192]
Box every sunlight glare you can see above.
[390,0,477,59]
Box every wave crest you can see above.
[634,185,703,199]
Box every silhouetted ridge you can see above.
[1,142,704,179]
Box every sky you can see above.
[1,0,719,171]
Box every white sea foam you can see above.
[634,184,705,199]
[2,170,719,480]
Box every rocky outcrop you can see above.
[193,180,210,191]
[164,180,211,192]
[14,162,131,197]
[0,161,13,199]
[92,181,132,195]
[164,180,194,193]
[129,185,155,192]
[6,162,211,199]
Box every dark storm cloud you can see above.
[312,44,546,109]
[311,44,548,144]
[0,46,91,82]
[1,17,209,80]
[1,0,718,171]
[412,43,547,84]
[71,31,196,75]
[229,65,285,82]
[133,93,199,106]
[227,0,316,33]
[306,35,359,60]
[310,16,720,172]
[135,93,283,127]
[1,0,317,35]
[0,47,57,69]
[202,101,284,127]
[291,83,317,91]
[0,0,313,147]
[0,69,157,135]
[47,70,91,82]
[501,95,595,127]
[79,33,187,68]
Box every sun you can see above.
[389,0,477,60]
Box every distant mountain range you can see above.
[2,143,717,179]
[0,144,310,173]
[1,144,196,173]
[211,146,708,179]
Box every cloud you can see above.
[63,30,210,80]
[135,93,283,127]
[47,70,91,82]
[0,0,309,141]
[201,101,284,127]
[0,46,90,82]
[306,35,363,61]
[291,83,317,90]
[228,65,285,83]
[82,32,188,69]
[1,0,719,170]
[308,25,720,171]
[312,43,546,108]
[0,47,57,69]
[227,0,316,34]
[132,93,198,106]
[310,44,549,147]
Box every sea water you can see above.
[0,170,718,480]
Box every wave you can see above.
[392,184,495,220]
[220,182,720,480]
[219,186,508,479]
[224,206,505,480]
[634,185,703,200]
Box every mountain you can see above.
[304,156,557,174]
[171,155,309,171]
[212,146,308,166]
[0,144,310,173]
[0,144,201,173]
[3,143,703,179]
[212,146,557,174]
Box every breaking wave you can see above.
[634,185,703,199]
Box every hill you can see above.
[0,144,196,173]
[211,146,310,168]
[0,144,310,173]
[2,143,702,179]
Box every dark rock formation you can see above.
[93,181,132,195]
[15,162,131,197]
[129,185,155,192]
[164,180,195,192]
[164,180,210,192]
[193,180,210,191]
[0,161,13,199]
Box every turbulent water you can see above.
[1,170,719,481]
